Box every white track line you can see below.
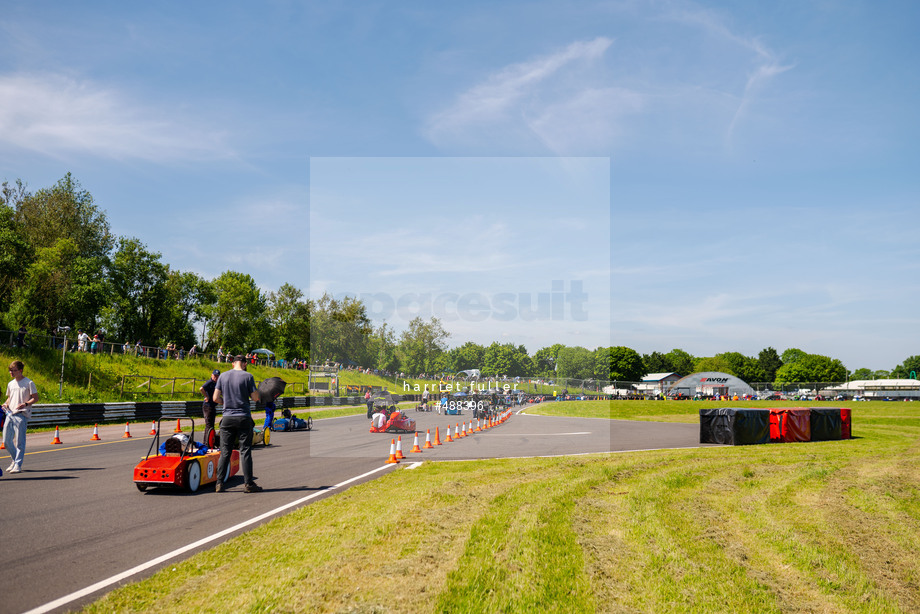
[24,464,395,614]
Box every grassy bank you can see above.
[84,400,920,613]
[0,347,405,404]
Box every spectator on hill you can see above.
[16,325,26,348]
[77,329,89,352]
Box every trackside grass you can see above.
[84,401,920,613]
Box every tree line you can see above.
[3,175,917,384]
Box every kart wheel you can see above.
[187,460,202,493]
[263,428,271,446]
[306,416,313,430]
[136,483,147,492]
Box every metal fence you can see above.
[118,375,310,398]
[22,395,370,428]
[1,328,295,368]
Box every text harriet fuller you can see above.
[403,381,520,392]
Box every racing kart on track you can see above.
[368,390,416,434]
[271,409,313,431]
[133,418,239,493]
[203,418,271,449]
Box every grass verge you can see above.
[83,400,920,613]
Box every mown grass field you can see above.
[83,400,920,613]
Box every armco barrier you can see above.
[22,396,365,428]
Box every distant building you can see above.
[635,372,681,396]
[825,379,920,399]
[667,372,755,398]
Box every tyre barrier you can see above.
[26,396,358,427]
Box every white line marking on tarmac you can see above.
[23,463,395,614]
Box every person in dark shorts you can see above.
[213,355,261,493]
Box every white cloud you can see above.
[662,2,794,141]
[424,37,638,153]
[0,72,235,162]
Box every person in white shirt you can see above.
[2,360,38,474]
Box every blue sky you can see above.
[1,1,918,371]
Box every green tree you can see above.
[99,237,170,344]
[448,341,486,373]
[717,352,765,384]
[781,348,808,365]
[850,368,873,380]
[367,322,399,372]
[482,342,531,377]
[6,238,108,333]
[267,283,310,360]
[13,173,113,260]
[0,198,33,317]
[397,316,450,375]
[606,346,645,381]
[642,351,673,374]
[162,270,214,348]
[206,271,270,354]
[665,348,695,376]
[308,293,372,366]
[693,356,735,375]
[774,353,847,384]
[758,347,783,382]
[891,356,920,379]
[533,344,565,376]
[556,346,594,380]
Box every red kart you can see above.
[133,418,239,493]
[368,391,417,434]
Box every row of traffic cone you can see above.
[46,422,136,444]
[385,410,513,463]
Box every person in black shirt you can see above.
[199,369,220,431]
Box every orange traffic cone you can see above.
[174,419,183,433]
[122,422,133,438]
[149,421,157,435]
[434,427,442,446]
[475,418,482,432]
[410,432,422,453]
[423,429,434,449]
[90,424,101,441]
[445,425,453,443]
[0,440,5,449]
[386,439,399,464]
[51,426,63,444]
[457,422,465,438]
[395,436,405,459]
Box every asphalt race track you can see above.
[0,407,710,614]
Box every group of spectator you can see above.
[75,329,107,353]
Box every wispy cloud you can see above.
[0,72,235,162]
[425,37,640,153]
[663,2,794,142]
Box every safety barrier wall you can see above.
[24,396,380,427]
